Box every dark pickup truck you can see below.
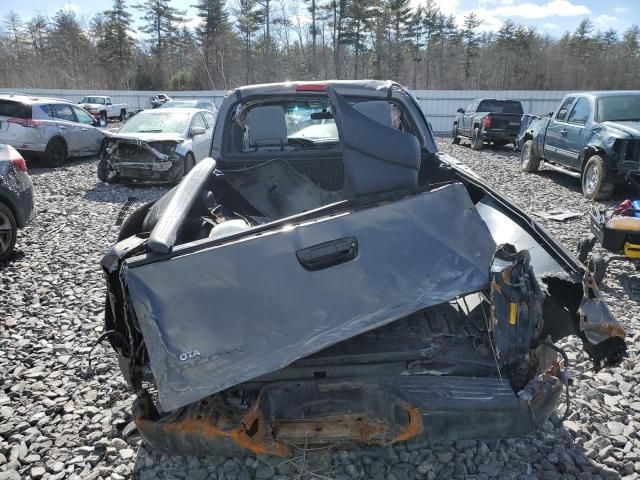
[452,99,523,150]
[520,91,640,200]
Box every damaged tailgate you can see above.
[122,182,496,411]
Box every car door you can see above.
[189,113,210,161]
[462,100,478,135]
[544,96,575,164]
[563,97,592,170]
[71,106,105,155]
[51,104,83,155]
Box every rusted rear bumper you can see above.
[134,365,563,457]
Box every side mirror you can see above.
[457,108,465,114]
[548,112,554,117]
[191,126,206,136]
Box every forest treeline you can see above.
[0,0,639,91]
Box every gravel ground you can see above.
[0,140,638,480]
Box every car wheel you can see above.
[97,158,113,183]
[120,110,126,122]
[43,138,67,167]
[452,125,460,144]
[471,128,483,150]
[520,140,541,173]
[0,202,17,262]
[183,153,196,177]
[582,155,615,200]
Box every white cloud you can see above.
[542,22,559,29]
[614,5,627,13]
[61,3,79,13]
[434,0,460,16]
[492,0,590,19]
[455,8,504,32]
[594,14,617,27]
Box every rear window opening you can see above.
[477,100,523,114]
[0,100,31,119]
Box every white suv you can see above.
[0,94,106,167]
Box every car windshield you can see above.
[477,100,523,114]
[160,100,197,108]
[81,97,105,105]
[596,95,640,122]
[119,111,190,134]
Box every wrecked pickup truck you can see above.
[520,91,640,200]
[101,81,626,457]
[98,108,215,184]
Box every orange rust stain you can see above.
[136,407,290,457]
[392,405,424,443]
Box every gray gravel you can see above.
[0,144,638,479]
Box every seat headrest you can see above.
[354,101,393,127]
[247,106,288,148]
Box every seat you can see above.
[354,101,393,127]
[246,106,290,151]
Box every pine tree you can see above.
[386,0,411,80]
[236,0,263,84]
[192,0,230,87]
[101,0,135,86]
[461,12,481,80]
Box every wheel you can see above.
[452,125,460,145]
[183,153,196,177]
[471,128,483,150]
[0,202,17,262]
[520,139,541,173]
[97,158,112,183]
[587,255,607,285]
[577,236,595,264]
[43,137,67,167]
[120,110,126,122]
[582,155,615,200]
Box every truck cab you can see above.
[521,92,640,199]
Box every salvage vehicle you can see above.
[0,94,105,167]
[101,81,626,457]
[149,94,171,109]
[160,99,217,112]
[0,144,34,261]
[78,96,127,122]
[98,108,215,184]
[520,91,640,200]
[452,98,523,150]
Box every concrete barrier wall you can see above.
[0,87,571,133]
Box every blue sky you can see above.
[1,0,638,37]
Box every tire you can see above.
[120,109,126,122]
[582,155,615,200]
[97,158,112,183]
[520,139,541,173]
[0,202,17,262]
[587,255,607,285]
[452,125,460,145]
[43,137,67,167]
[183,153,196,177]
[471,128,483,150]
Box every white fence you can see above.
[0,87,571,133]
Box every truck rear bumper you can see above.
[133,364,564,457]
[481,129,519,142]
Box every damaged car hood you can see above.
[105,132,186,143]
[121,183,497,411]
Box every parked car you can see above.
[78,96,127,122]
[100,81,626,458]
[160,99,217,112]
[0,94,106,167]
[521,91,640,200]
[452,99,524,150]
[98,108,216,184]
[0,144,34,261]
[149,94,171,109]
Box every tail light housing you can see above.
[4,148,27,172]
[484,115,492,129]
[7,118,41,128]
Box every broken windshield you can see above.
[119,111,190,135]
